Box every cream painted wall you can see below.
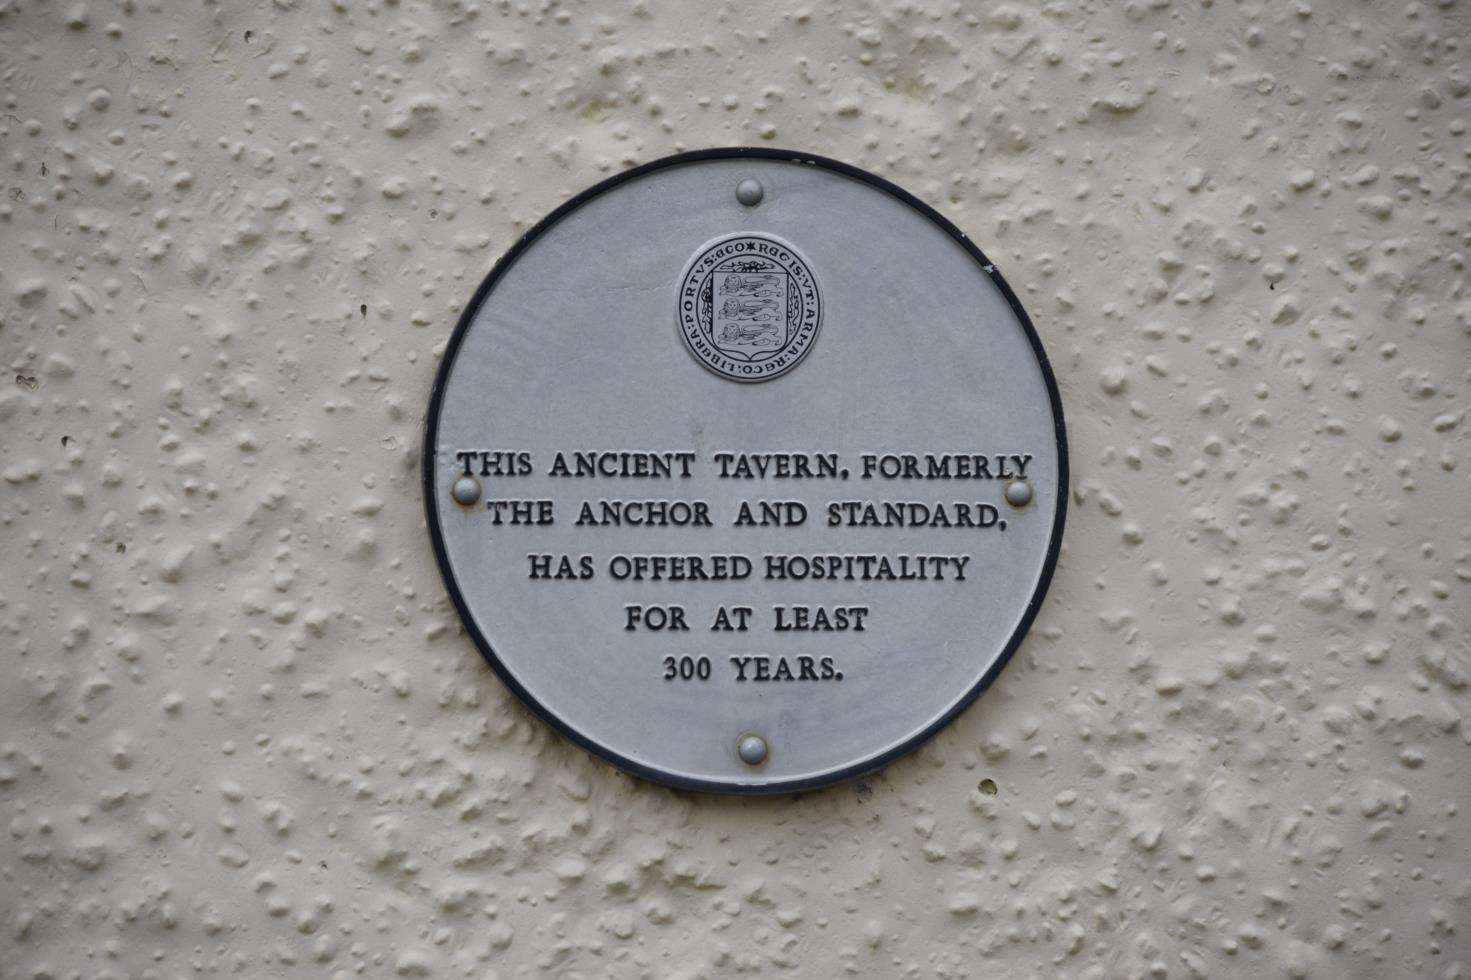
[1,1,1468,977]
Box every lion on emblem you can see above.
[720,320,779,344]
[722,273,780,298]
[720,296,778,319]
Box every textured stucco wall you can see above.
[2,1,1470,977]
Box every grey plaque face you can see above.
[424,150,1067,794]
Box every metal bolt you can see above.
[1004,480,1033,508]
[735,178,764,207]
[736,733,768,765]
[451,474,482,506]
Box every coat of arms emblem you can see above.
[677,233,822,382]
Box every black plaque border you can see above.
[422,148,1069,796]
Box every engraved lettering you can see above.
[454,449,533,477]
[710,606,753,631]
[625,605,689,631]
[486,499,554,525]
[547,450,696,479]
[773,605,869,632]
[527,554,595,580]
[729,655,842,682]
[575,499,712,527]
[733,500,807,526]
[825,501,1001,529]
[607,554,754,581]
[713,452,840,479]
[858,453,1037,480]
[763,553,971,582]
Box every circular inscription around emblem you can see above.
[677,233,822,383]
[424,149,1067,795]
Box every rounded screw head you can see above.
[1004,480,1033,508]
[735,178,764,207]
[451,474,482,506]
[736,733,768,765]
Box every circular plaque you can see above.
[424,149,1067,794]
